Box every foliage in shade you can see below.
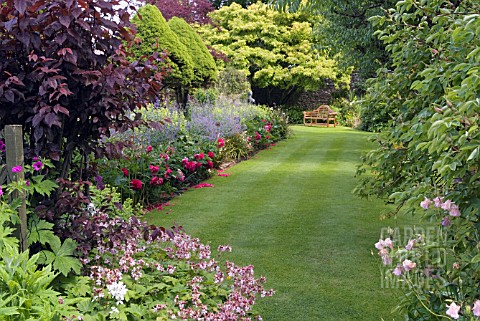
[0,0,164,177]
[275,0,395,83]
[146,0,214,24]
[197,3,350,105]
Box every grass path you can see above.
[146,126,408,320]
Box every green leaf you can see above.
[28,217,60,247]
[51,238,82,276]
[31,176,59,196]
[471,254,480,263]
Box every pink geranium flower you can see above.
[33,161,44,171]
[11,166,22,173]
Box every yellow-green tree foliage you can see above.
[132,4,194,87]
[198,3,350,93]
[167,17,217,86]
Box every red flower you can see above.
[130,179,143,190]
[217,138,225,148]
[194,153,204,160]
[207,151,215,159]
[206,160,214,169]
[146,145,153,153]
[150,176,163,186]
[121,167,129,177]
[255,132,261,140]
[149,164,159,173]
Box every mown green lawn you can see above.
[146,125,413,320]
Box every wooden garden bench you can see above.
[303,105,338,127]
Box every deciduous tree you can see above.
[198,2,349,105]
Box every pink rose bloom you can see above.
[433,197,444,208]
[149,164,159,173]
[405,239,416,250]
[392,266,403,276]
[382,255,392,266]
[449,204,461,217]
[402,259,416,271]
[217,138,225,148]
[472,300,480,317]
[441,216,452,227]
[446,302,460,319]
[441,199,454,211]
[207,151,215,159]
[420,197,432,209]
[146,145,153,153]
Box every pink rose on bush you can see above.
[130,179,143,190]
[446,302,460,319]
[149,164,159,173]
[146,145,152,153]
[207,151,215,159]
[194,153,204,160]
[217,138,225,148]
[206,160,213,169]
[121,167,129,177]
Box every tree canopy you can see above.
[197,2,349,105]
[275,0,395,83]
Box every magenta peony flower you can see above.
[130,179,143,190]
[149,164,159,173]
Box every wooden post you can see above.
[5,125,28,252]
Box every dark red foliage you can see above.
[0,0,165,175]
[146,0,214,24]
